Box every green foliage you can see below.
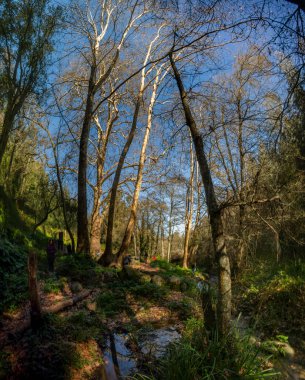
[64,311,104,342]
[18,314,85,380]
[0,351,10,379]
[146,318,276,380]
[167,299,196,319]
[150,259,193,278]
[0,236,28,312]
[275,335,288,343]
[238,258,305,335]
[43,276,68,294]
[97,289,129,317]
[56,253,107,286]
[0,186,29,232]
[0,0,60,100]
[128,282,167,300]
[0,312,105,379]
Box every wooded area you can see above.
[0,0,305,379]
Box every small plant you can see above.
[275,335,288,343]
[43,277,67,294]
[128,282,167,300]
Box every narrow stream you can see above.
[102,327,181,379]
[103,333,137,379]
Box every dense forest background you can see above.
[0,0,305,379]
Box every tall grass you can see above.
[133,318,278,380]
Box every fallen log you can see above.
[43,289,93,314]
[0,289,94,348]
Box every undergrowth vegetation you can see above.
[135,318,276,380]
[0,237,28,312]
[1,312,105,380]
[150,259,196,278]
[236,258,305,336]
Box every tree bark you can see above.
[0,108,16,167]
[90,109,118,257]
[235,204,246,274]
[161,221,165,259]
[170,53,231,336]
[167,192,174,263]
[100,33,159,266]
[183,133,195,268]
[115,71,160,266]
[100,96,141,265]
[77,65,96,253]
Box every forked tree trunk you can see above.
[100,97,141,266]
[77,43,121,254]
[115,70,160,266]
[90,109,118,257]
[170,53,231,336]
[101,39,157,266]
[77,65,96,254]
[28,251,42,330]
[182,134,195,268]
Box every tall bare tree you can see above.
[72,0,144,253]
[170,52,231,335]
[116,63,168,265]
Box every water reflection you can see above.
[104,333,137,379]
[103,326,181,379]
[139,327,181,358]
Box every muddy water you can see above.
[102,327,181,379]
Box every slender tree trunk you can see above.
[28,251,42,330]
[39,122,76,253]
[115,72,159,266]
[167,193,174,263]
[100,35,158,266]
[0,110,15,167]
[155,216,161,255]
[170,53,231,336]
[90,144,103,256]
[235,204,246,274]
[195,161,202,228]
[0,95,24,167]
[183,134,195,268]
[161,221,165,259]
[275,230,282,263]
[5,139,17,183]
[100,96,141,265]
[257,212,282,263]
[90,110,117,257]
[133,231,137,257]
[235,97,246,273]
[77,65,96,253]
[90,200,103,257]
